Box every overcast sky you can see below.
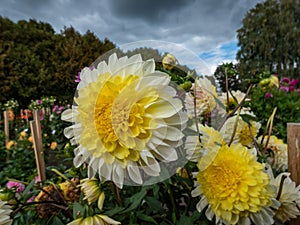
[0,0,263,74]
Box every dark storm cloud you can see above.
[107,0,190,23]
[0,0,263,72]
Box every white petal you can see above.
[140,152,160,176]
[108,53,118,70]
[64,123,81,139]
[152,145,178,161]
[152,126,184,141]
[88,166,97,178]
[73,147,90,168]
[127,161,143,185]
[96,60,109,75]
[99,215,121,224]
[163,111,188,126]
[61,109,77,122]
[112,163,125,188]
[142,59,155,74]
[196,197,208,212]
[99,161,112,180]
[191,187,201,197]
[136,72,170,90]
[146,99,182,118]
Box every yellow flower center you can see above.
[197,144,272,223]
[237,121,257,146]
[93,74,155,162]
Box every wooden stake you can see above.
[33,110,42,141]
[30,119,46,181]
[287,123,300,225]
[3,110,9,145]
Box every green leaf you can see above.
[105,206,125,217]
[136,211,158,224]
[122,187,147,213]
[145,196,163,211]
[72,202,85,219]
[51,216,65,225]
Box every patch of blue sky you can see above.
[219,40,238,59]
[199,51,217,60]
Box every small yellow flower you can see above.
[220,114,261,147]
[28,136,33,143]
[50,142,58,150]
[258,135,288,172]
[19,131,27,140]
[6,140,16,150]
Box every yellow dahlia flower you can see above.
[186,125,224,170]
[192,139,277,225]
[258,135,288,172]
[220,114,261,147]
[0,200,12,225]
[67,214,120,225]
[270,172,300,223]
[50,141,58,150]
[19,131,27,140]
[217,90,250,116]
[62,53,188,188]
[5,140,16,150]
[185,77,218,118]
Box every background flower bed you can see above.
[0,54,299,225]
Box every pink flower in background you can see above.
[36,100,43,105]
[35,176,41,183]
[280,77,290,83]
[289,86,295,91]
[279,77,299,93]
[75,71,81,83]
[52,105,59,112]
[279,86,289,92]
[6,181,25,193]
[52,105,64,114]
[289,78,299,87]
[265,92,273,99]
[27,196,35,203]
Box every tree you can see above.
[0,17,116,107]
[214,62,248,92]
[237,0,300,79]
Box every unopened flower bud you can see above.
[162,53,177,70]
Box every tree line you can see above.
[0,17,115,107]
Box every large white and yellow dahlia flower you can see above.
[62,53,188,188]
